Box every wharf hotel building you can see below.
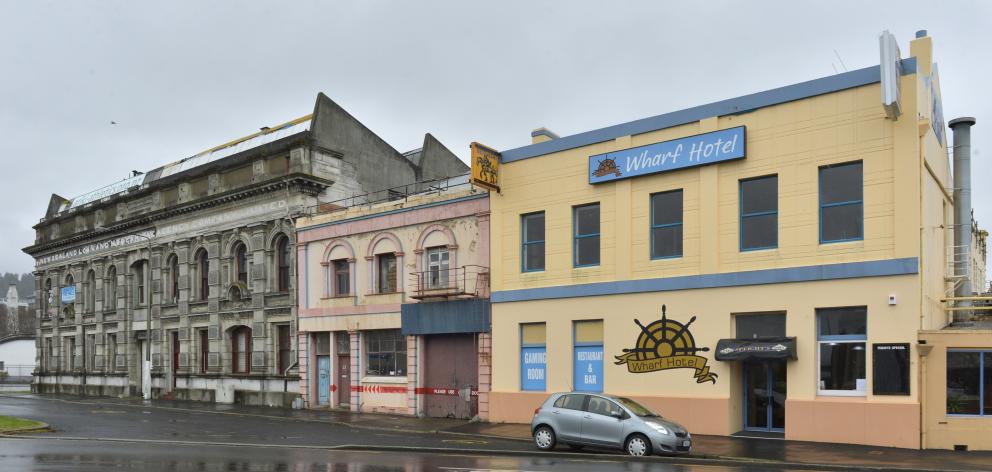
[486,31,991,450]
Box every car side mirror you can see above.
[610,410,624,419]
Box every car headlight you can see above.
[646,422,670,435]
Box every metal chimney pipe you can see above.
[950,117,977,319]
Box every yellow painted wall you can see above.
[491,275,920,397]
[918,330,992,450]
[491,80,922,295]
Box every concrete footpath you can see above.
[6,394,992,471]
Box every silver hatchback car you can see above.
[530,392,691,456]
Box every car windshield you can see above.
[614,397,659,417]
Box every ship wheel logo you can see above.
[591,157,621,178]
[614,304,718,384]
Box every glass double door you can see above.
[744,361,786,432]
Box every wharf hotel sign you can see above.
[589,126,745,184]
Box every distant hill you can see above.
[0,273,34,300]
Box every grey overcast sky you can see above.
[1,1,989,282]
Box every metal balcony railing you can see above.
[409,265,489,300]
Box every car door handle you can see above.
[552,411,559,414]
[583,415,592,419]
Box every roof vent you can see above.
[531,127,559,144]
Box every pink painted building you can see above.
[295,176,492,419]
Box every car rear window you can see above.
[553,394,586,410]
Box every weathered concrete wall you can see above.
[417,133,469,181]
[310,93,418,194]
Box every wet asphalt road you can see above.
[0,394,812,471]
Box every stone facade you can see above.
[23,93,467,406]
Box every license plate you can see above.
[682,440,691,448]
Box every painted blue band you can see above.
[491,257,918,303]
[501,58,918,163]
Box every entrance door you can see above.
[171,331,180,390]
[336,356,350,406]
[336,332,351,407]
[744,361,786,431]
[423,333,478,419]
[317,356,330,406]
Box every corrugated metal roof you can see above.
[59,114,312,213]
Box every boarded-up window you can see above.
[277,325,292,373]
[231,326,251,374]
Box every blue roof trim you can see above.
[491,257,918,303]
[501,58,918,162]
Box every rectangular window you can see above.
[364,329,407,377]
[650,190,683,259]
[573,204,600,267]
[573,320,604,393]
[376,254,397,293]
[105,335,116,371]
[740,175,778,250]
[277,325,292,374]
[86,334,95,372]
[66,337,75,370]
[199,329,209,373]
[426,247,450,289]
[735,312,786,339]
[332,260,350,296]
[819,161,863,243]
[947,351,992,416]
[45,338,53,371]
[521,212,545,272]
[817,307,867,395]
[135,263,146,307]
[520,323,547,391]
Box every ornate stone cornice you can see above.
[25,175,331,257]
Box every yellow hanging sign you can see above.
[470,142,500,192]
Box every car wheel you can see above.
[533,425,556,451]
[567,444,585,451]
[625,433,652,456]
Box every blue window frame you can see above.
[947,350,991,416]
[819,161,863,243]
[573,203,600,267]
[740,175,778,251]
[521,212,545,272]
[816,307,867,395]
[520,323,547,392]
[573,320,603,393]
[650,189,683,259]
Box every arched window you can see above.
[167,255,180,304]
[197,250,210,301]
[131,261,147,307]
[43,278,53,317]
[106,266,117,310]
[85,269,96,313]
[276,236,290,292]
[234,243,248,285]
[62,273,75,318]
[230,326,252,374]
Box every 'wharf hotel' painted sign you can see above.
[589,126,746,184]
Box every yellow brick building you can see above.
[486,31,978,449]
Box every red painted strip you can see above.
[350,385,407,394]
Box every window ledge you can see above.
[321,295,356,300]
[816,390,867,398]
[361,376,408,384]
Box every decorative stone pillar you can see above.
[350,331,360,412]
